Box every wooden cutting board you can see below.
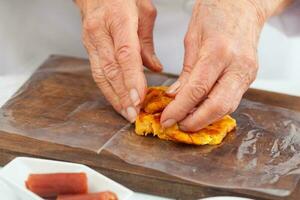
[1,55,300,200]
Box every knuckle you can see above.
[83,18,97,33]
[211,98,232,117]
[189,80,210,103]
[230,71,246,84]
[239,56,258,70]
[230,56,258,86]
[184,34,193,48]
[122,65,138,76]
[91,68,106,85]
[184,31,198,50]
[204,37,233,62]
[140,36,153,50]
[140,1,157,18]
[83,12,103,33]
[102,62,121,82]
[118,90,129,101]
[146,5,157,18]
[243,57,258,81]
[116,45,132,63]
[182,64,193,74]
[215,39,233,60]
[214,39,230,53]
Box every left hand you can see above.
[161,0,266,131]
[75,0,162,123]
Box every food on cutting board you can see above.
[25,172,118,200]
[57,191,118,200]
[135,86,236,145]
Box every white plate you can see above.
[0,157,134,200]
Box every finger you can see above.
[82,33,122,114]
[167,24,201,95]
[179,59,257,131]
[83,13,137,122]
[110,5,147,107]
[161,41,231,128]
[95,33,138,122]
[138,0,162,72]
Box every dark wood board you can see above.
[1,55,300,200]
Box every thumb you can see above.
[138,0,162,72]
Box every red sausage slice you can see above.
[26,172,88,198]
[57,191,118,200]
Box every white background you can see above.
[1,0,300,96]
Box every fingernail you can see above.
[120,109,127,119]
[161,119,177,128]
[166,81,181,94]
[127,106,137,123]
[130,88,140,106]
[152,54,162,70]
[179,124,189,132]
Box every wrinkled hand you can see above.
[161,0,289,131]
[75,0,162,122]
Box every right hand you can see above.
[75,0,162,122]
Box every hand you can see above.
[75,0,162,122]
[161,0,290,131]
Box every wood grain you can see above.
[0,55,300,200]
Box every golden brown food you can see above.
[135,86,236,145]
[142,86,173,114]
